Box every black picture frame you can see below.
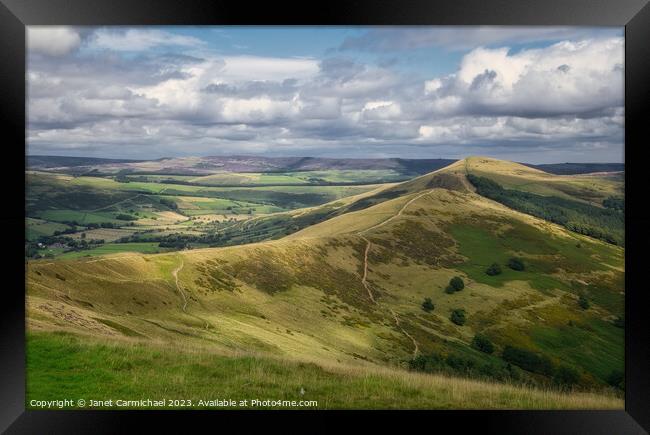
[1,1,648,433]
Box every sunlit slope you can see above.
[27,157,624,389]
[464,156,623,205]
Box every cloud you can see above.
[340,26,622,52]
[89,28,205,51]
[28,26,81,56]
[424,38,624,117]
[26,27,625,163]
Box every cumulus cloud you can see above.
[424,38,624,117]
[26,27,625,163]
[28,26,81,56]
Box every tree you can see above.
[449,276,465,291]
[472,334,494,354]
[485,263,502,276]
[507,257,525,271]
[421,297,435,313]
[578,295,590,310]
[80,232,86,240]
[450,309,466,326]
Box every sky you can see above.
[26,26,625,163]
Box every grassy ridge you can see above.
[26,332,622,410]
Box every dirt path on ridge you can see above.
[171,256,210,329]
[171,258,188,312]
[356,190,433,358]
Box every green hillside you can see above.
[26,157,625,409]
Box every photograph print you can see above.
[25,25,625,410]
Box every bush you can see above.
[606,370,624,389]
[450,309,466,326]
[472,334,494,354]
[502,345,554,376]
[507,257,525,271]
[408,353,445,372]
[445,354,475,371]
[445,285,456,294]
[421,297,435,313]
[449,276,465,291]
[115,214,137,221]
[485,263,502,276]
[578,295,590,310]
[603,196,624,212]
[554,365,580,386]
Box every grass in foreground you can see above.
[26,332,622,410]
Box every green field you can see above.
[26,218,72,241]
[36,210,126,225]
[26,332,622,410]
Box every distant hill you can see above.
[27,155,143,168]
[28,155,624,176]
[525,162,624,175]
[27,155,456,176]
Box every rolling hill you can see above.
[25,157,625,408]
[27,155,457,177]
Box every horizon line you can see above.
[26,154,625,166]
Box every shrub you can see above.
[449,276,465,291]
[444,285,456,294]
[606,370,624,389]
[408,353,445,373]
[445,354,474,372]
[421,297,435,313]
[485,263,502,276]
[502,345,554,376]
[578,295,590,310]
[507,257,525,271]
[450,309,466,326]
[554,365,580,386]
[472,334,494,354]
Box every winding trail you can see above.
[171,256,210,329]
[359,235,419,357]
[171,258,188,312]
[359,189,433,236]
[356,190,434,358]
[360,237,377,304]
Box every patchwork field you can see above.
[25,156,625,409]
